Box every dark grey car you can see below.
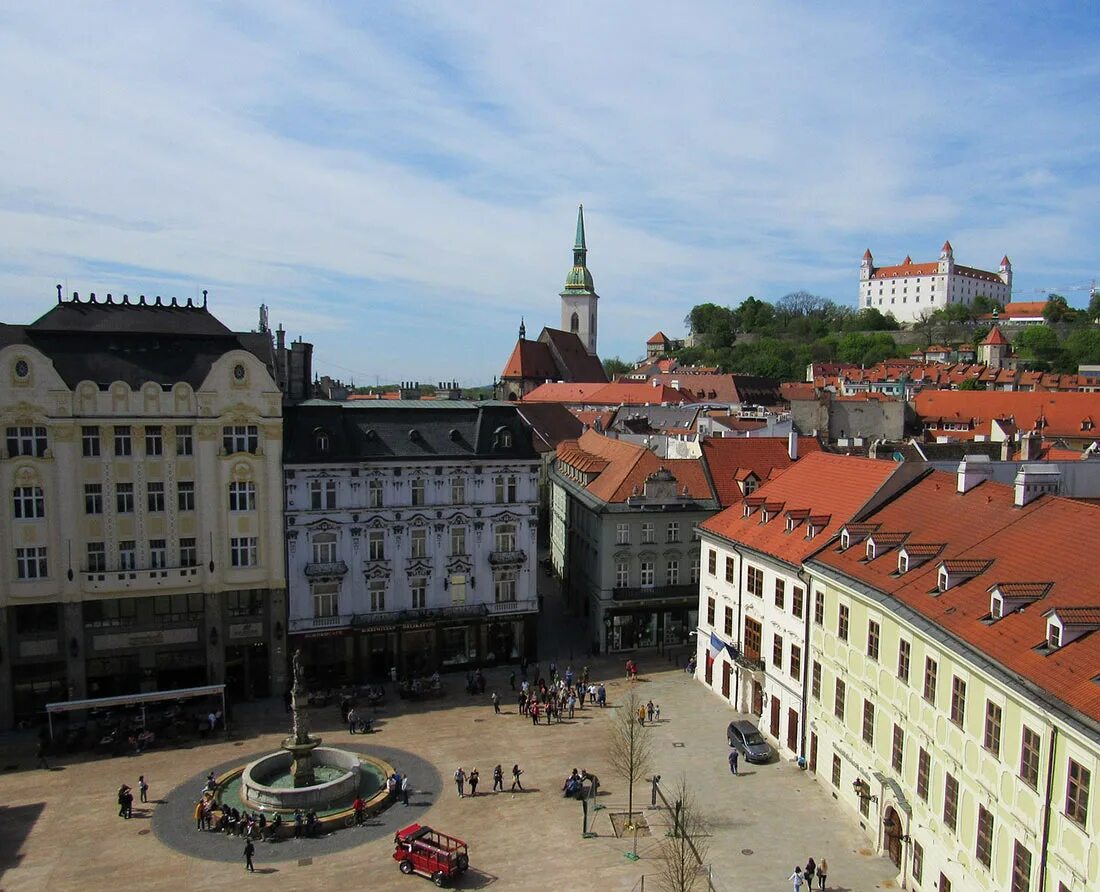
[726,720,774,763]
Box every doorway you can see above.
[787,707,798,752]
[883,806,902,868]
[770,696,781,737]
[809,733,818,773]
[721,662,732,699]
[751,681,763,716]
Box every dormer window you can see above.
[742,504,752,519]
[743,478,758,495]
[806,525,818,540]
[866,541,876,560]
[1047,624,1061,649]
[493,426,513,449]
[841,531,850,549]
[785,517,796,533]
[760,510,770,524]
[898,553,909,574]
[990,595,1003,619]
[938,567,949,591]
[314,429,330,453]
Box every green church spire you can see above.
[564,204,594,292]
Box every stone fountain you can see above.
[235,648,388,814]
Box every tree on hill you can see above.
[603,357,633,379]
[1043,294,1074,324]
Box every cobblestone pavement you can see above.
[0,655,900,892]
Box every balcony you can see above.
[489,549,527,566]
[82,566,202,594]
[352,603,501,629]
[611,584,698,603]
[732,649,765,672]
[486,598,539,616]
[288,614,353,634]
[304,560,348,578]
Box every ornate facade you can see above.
[283,401,540,681]
[0,291,286,727]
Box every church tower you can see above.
[560,204,599,356]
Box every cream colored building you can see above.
[805,465,1098,892]
[0,292,287,727]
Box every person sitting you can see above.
[266,813,282,841]
[305,810,318,837]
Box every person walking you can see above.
[655,704,661,722]
[816,858,827,890]
[511,764,524,791]
[194,798,205,830]
[787,866,804,890]
[492,692,501,714]
[492,764,504,793]
[729,749,739,775]
[597,683,606,707]
[646,700,654,722]
[35,737,49,770]
[401,774,410,805]
[118,784,129,818]
[138,775,149,804]
[244,839,255,873]
[469,768,480,797]
[454,767,466,798]
[509,670,516,691]
[804,857,816,887]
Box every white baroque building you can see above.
[860,242,1012,324]
[283,400,540,682]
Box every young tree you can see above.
[657,777,710,892]
[607,689,653,851]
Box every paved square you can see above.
[0,660,899,891]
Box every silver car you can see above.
[726,720,774,763]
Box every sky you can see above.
[1,2,1099,386]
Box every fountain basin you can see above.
[241,747,364,811]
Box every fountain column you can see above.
[283,648,321,787]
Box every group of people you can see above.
[561,767,599,799]
[636,699,661,725]
[788,856,828,890]
[115,776,149,818]
[384,770,411,805]
[510,666,608,726]
[453,763,524,796]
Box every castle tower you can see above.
[860,249,873,282]
[999,255,1013,290]
[560,204,599,356]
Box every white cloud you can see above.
[0,1,1097,383]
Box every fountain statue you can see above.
[283,648,321,787]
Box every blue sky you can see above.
[1,2,1098,385]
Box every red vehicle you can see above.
[393,823,470,887]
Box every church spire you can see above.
[573,204,587,268]
[519,317,526,340]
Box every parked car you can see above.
[726,719,774,763]
[393,823,470,887]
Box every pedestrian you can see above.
[787,866,804,890]
[588,683,596,704]
[194,798,205,830]
[35,737,49,769]
[816,858,827,890]
[353,795,365,825]
[124,786,134,818]
[244,839,255,873]
[804,857,816,886]
[492,692,501,714]
[139,775,149,803]
[655,704,661,722]
[637,705,646,725]
[646,700,654,722]
[293,808,303,838]
[511,764,524,791]
[729,749,739,775]
[567,693,576,719]
[118,784,129,818]
[651,774,661,808]
[468,768,480,796]
[454,767,466,798]
[597,683,606,707]
[492,764,504,793]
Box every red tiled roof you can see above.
[915,391,1100,439]
[647,331,670,345]
[1050,606,1100,626]
[870,260,940,280]
[1001,301,1048,318]
[700,436,824,507]
[700,453,901,566]
[556,429,713,504]
[994,582,1052,599]
[812,471,1100,723]
[570,409,615,431]
[502,339,557,380]
[780,382,816,402]
[522,382,606,403]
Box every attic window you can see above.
[314,429,330,453]
[1083,420,1094,432]
[866,541,876,560]
[938,567,949,591]
[493,426,513,449]
[990,595,1003,619]
[785,517,796,533]
[1047,623,1061,649]
[898,553,909,574]
[806,525,818,541]
[742,504,752,519]
[841,531,850,550]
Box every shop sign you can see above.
[230,621,264,640]
[93,627,198,651]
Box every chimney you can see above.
[400,381,422,401]
[1020,431,1042,462]
[1014,464,1061,507]
[956,454,993,493]
[1000,438,1013,461]
[788,431,798,461]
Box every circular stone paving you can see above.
[152,743,441,863]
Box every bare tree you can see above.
[606,689,654,850]
[657,777,710,892]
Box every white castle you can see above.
[860,241,1011,324]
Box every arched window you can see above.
[570,312,579,333]
[314,428,330,453]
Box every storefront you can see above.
[601,596,698,653]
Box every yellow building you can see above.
[806,463,1098,892]
[0,291,286,726]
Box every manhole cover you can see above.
[741,849,753,856]
[138,829,150,835]
[473,719,485,723]
[672,742,685,748]
[298,857,313,867]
